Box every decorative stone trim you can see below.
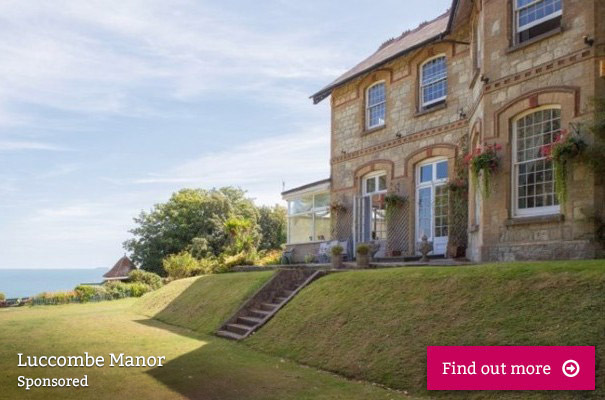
[330,119,468,165]
[483,48,593,95]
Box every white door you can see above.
[416,159,449,255]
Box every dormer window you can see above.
[515,0,562,44]
[366,82,386,129]
[420,56,447,110]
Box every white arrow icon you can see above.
[562,360,580,378]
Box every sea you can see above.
[0,268,108,299]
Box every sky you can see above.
[0,0,452,269]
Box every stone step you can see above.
[248,308,271,318]
[237,316,263,326]
[225,323,252,335]
[260,302,278,311]
[216,330,244,340]
[274,296,288,303]
[280,290,294,297]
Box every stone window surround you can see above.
[358,70,392,136]
[493,86,580,220]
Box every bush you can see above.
[129,282,151,297]
[331,245,343,256]
[103,281,132,299]
[223,251,257,270]
[163,251,199,280]
[257,249,283,266]
[129,269,163,290]
[74,285,106,302]
[0,292,5,301]
[34,291,78,305]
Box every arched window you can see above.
[512,107,561,217]
[366,82,386,129]
[420,56,447,109]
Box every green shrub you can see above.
[129,282,151,297]
[34,291,78,305]
[257,249,283,266]
[103,281,132,299]
[331,245,343,256]
[223,251,257,271]
[74,285,106,302]
[356,244,370,256]
[129,269,163,290]
[0,292,5,301]
[163,251,199,280]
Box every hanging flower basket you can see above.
[330,202,347,214]
[540,129,586,205]
[384,193,407,223]
[464,143,502,199]
[447,178,468,194]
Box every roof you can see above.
[281,178,331,197]
[103,256,137,279]
[311,0,462,104]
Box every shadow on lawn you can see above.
[135,318,317,400]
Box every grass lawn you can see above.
[0,299,407,400]
[248,260,605,399]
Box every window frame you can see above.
[419,55,448,109]
[362,171,388,196]
[286,191,331,244]
[514,0,563,41]
[473,16,482,71]
[511,106,562,218]
[365,81,387,130]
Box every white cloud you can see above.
[0,140,68,152]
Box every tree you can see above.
[257,205,287,250]
[123,187,258,275]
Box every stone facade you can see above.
[323,0,604,262]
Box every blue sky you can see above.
[0,0,451,269]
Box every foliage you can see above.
[257,205,287,251]
[465,143,502,199]
[541,129,587,204]
[163,251,200,280]
[129,282,152,297]
[384,193,407,222]
[222,251,258,271]
[129,269,163,290]
[304,254,315,264]
[331,245,343,256]
[583,97,605,174]
[103,281,133,299]
[356,244,370,256]
[0,292,4,301]
[330,202,347,214]
[124,187,259,276]
[256,249,284,266]
[74,285,107,302]
[33,291,78,305]
[224,216,259,255]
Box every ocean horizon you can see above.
[0,268,109,299]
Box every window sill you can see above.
[506,26,563,54]
[505,214,564,226]
[415,102,447,117]
[362,125,386,136]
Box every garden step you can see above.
[260,303,278,311]
[274,296,288,303]
[225,323,252,335]
[237,316,263,326]
[216,330,244,340]
[249,309,271,318]
[280,290,294,297]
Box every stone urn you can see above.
[331,254,343,269]
[356,243,371,269]
[418,234,433,262]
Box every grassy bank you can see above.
[134,270,274,334]
[0,298,406,400]
[247,261,605,399]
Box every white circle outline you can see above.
[562,360,580,378]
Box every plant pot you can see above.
[356,254,370,269]
[331,254,343,269]
[391,250,402,257]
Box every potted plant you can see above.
[356,244,371,268]
[330,245,344,269]
[464,143,502,199]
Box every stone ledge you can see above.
[505,214,565,227]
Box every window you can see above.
[513,108,561,217]
[420,56,447,109]
[287,192,331,244]
[366,82,386,129]
[363,172,387,196]
[515,0,562,44]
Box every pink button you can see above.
[427,346,595,391]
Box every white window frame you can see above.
[365,81,386,130]
[420,55,448,109]
[286,191,330,244]
[515,0,562,33]
[415,158,449,254]
[473,16,482,71]
[362,171,388,196]
[511,106,562,218]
